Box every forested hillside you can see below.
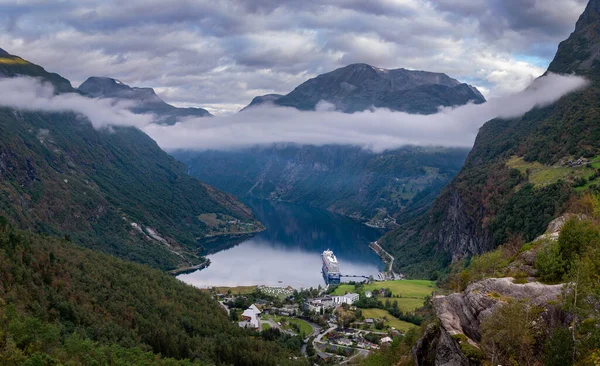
[0,48,261,271]
[175,145,468,225]
[361,193,600,366]
[0,221,305,365]
[381,0,600,278]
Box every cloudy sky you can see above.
[0,0,588,115]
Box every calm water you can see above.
[178,199,385,289]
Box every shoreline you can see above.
[369,240,403,280]
[170,258,211,276]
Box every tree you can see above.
[543,326,574,366]
[481,300,540,366]
[535,239,567,282]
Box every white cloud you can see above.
[141,73,586,152]
[0,77,153,128]
[0,74,587,152]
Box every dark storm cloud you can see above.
[434,0,588,39]
[0,0,589,114]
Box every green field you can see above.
[211,285,257,295]
[361,309,415,332]
[334,279,434,296]
[265,315,313,337]
[507,156,596,187]
[261,323,271,331]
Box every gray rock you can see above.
[413,324,472,366]
[241,63,485,114]
[413,278,564,365]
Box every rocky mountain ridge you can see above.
[79,76,211,124]
[243,63,485,114]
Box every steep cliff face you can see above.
[413,278,564,366]
[382,0,600,276]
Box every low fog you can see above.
[0,74,588,152]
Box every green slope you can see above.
[0,49,261,270]
[0,223,305,365]
[381,0,600,278]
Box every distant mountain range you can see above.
[241,63,485,114]
[0,47,259,271]
[176,64,483,225]
[79,76,212,124]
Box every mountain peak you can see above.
[79,76,164,105]
[547,0,600,74]
[78,76,211,122]
[0,47,74,93]
[576,0,600,30]
[265,63,483,114]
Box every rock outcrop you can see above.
[413,278,564,366]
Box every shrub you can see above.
[535,239,567,283]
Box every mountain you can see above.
[79,76,212,124]
[0,49,261,271]
[175,145,469,226]
[0,47,74,93]
[380,0,600,278]
[176,65,481,225]
[0,224,305,365]
[242,63,485,114]
[240,93,284,111]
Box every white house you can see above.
[333,293,360,305]
[380,336,393,344]
[365,291,373,298]
[249,304,261,314]
[239,306,260,329]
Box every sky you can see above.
[0,0,589,115]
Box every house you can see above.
[380,336,393,344]
[365,291,373,298]
[337,338,353,346]
[249,304,261,314]
[305,299,324,313]
[332,293,360,305]
[365,318,374,324]
[239,306,260,329]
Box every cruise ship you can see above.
[322,249,341,284]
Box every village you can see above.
[206,279,435,364]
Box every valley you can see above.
[177,199,385,289]
[2,1,600,365]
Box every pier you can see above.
[340,274,370,279]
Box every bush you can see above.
[535,239,567,283]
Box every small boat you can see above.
[278,280,283,283]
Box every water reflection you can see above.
[178,199,384,289]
